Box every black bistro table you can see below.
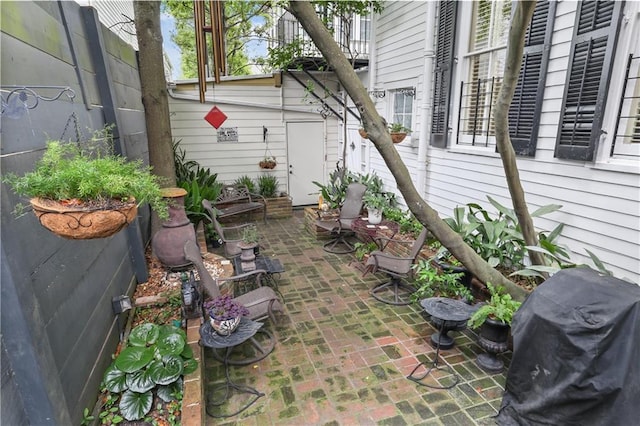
[420,297,477,349]
[200,317,272,418]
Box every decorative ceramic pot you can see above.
[210,316,241,336]
[152,188,196,268]
[30,197,137,239]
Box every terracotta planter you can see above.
[152,188,196,268]
[30,197,137,239]
[391,132,407,144]
[358,128,368,139]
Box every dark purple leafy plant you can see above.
[203,295,250,320]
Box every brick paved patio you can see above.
[204,210,510,425]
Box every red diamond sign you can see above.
[204,106,227,129]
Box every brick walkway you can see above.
[204,210,509,425]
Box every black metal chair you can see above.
[315,182,366,254]
[366,228,429,305]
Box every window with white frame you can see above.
[392,90,413,132]
[458,0,511,146]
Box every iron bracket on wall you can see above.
[0,85,76,114]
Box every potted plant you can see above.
[363,192,390,225]
[203,295,250,335]
[358,127,369,139]
[259,156,277,169]
[388,123,412,144]
[467,283,522,372]
[238,224,259,270]
[3,128,168,239]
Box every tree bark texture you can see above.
[493,1,545,267]
[134,0,176,234]
[287,1,526,300]
[134,0,176,188]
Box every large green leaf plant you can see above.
[102,323,197,421]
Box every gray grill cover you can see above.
[497,267,640,425]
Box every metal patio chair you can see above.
[183,240,284,365]
[203,199,257,258]
[366,227,430,305]
[315,182,366,254]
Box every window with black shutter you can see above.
[431,0,457,148]
[508,0,556,157]
[555,0,624,161]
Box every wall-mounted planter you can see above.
[391,132,407,144]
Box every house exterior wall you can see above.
[367,1,639,283]
[1,2,151,424]
[168,72,341,199]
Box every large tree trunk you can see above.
[134,1,176,232]
[287,1,526,301]
[494,1,545,268]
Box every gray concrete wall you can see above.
[1,2,150,424]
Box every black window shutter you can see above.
[555,0,624,161]
[431,0,457,148]
[509,0,556,157]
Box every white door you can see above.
[287,121,324,206]
[346,126,362,172]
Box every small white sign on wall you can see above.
[217,127,238,143]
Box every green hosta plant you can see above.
[467,283,522,328]
[102,323,197,421]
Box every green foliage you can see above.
[102,323,195,421]
[257,174,279,198]
[443,196,562,271]
[81,407,95,426]
[312,166,357,209]
[232,175,256,193]
[3,128,169,219]
[353,241,377,261]
[363,191,390,211]
[410,259,472,303]
[174,140,223,227]
[384,207,423,236]
[388,122,412,133]
[241,224,259,244]
[467,283,522,328]
[163,0,271,77]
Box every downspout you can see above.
[416,1,437,195]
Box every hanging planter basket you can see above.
[259,159,277,169]
[391,132,407,144]
[358,128,369,139]
[30,197,138,239]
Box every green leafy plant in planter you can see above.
[257,174,279,198]
[467,283,521,329]
[101,323,197,422]
[240,224,259,247]
[388,123,412,143]
[3,128,169,238]
[312,167,359,209]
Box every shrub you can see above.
[233,175,256,193]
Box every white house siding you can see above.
[365,1,430,203]
[369,1,640,283]
[74,0,137,49]
[168,73,341,194]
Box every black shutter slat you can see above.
[431,0,458,148]
[555,1,623,161]
[509,0,555,157]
